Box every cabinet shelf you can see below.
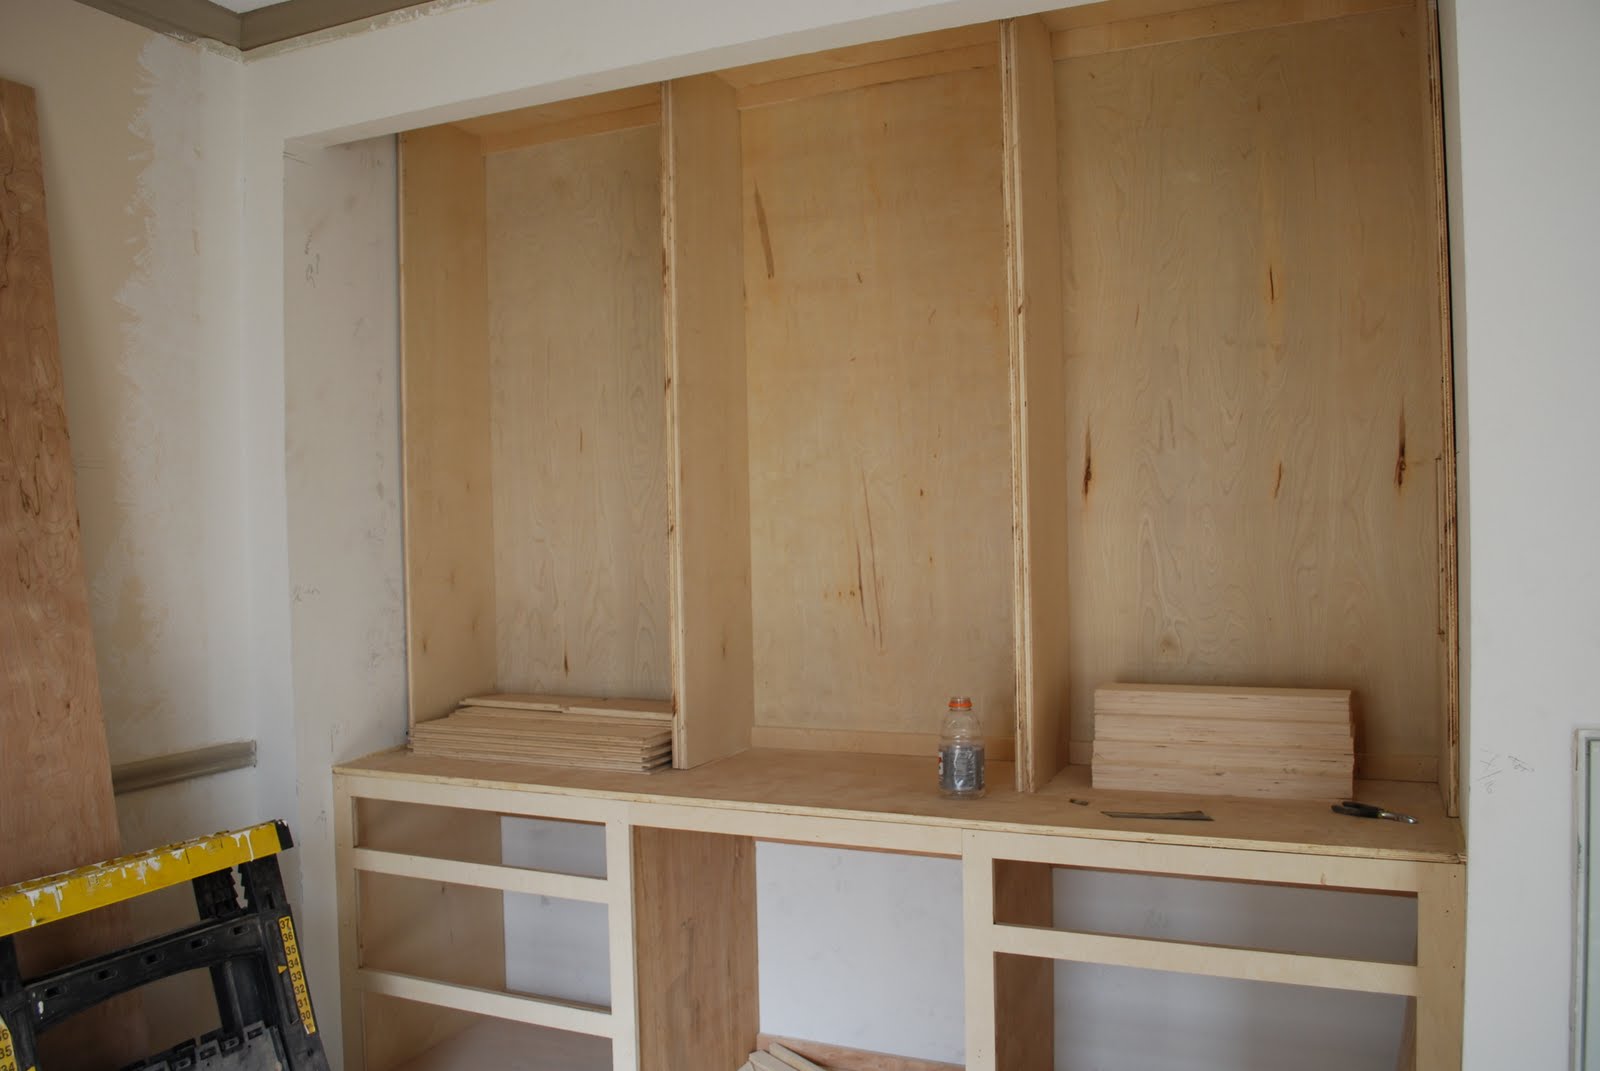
[339,747,1461,865]
[390,1018,610,1071]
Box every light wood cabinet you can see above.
[341,0,1464,1066]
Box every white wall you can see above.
[281,133,408,1061]
[1442,0,1600,1065]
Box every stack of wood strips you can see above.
[1091,684,1354,800]
[739,1043,831,1071]
[408,693,673,772]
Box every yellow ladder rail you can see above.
[0,821,289,938]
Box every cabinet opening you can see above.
[755,842,967,1065]
[737,30,1017,762]
[399,87,671,732]
[356,997,612,1071]
[1046,961,1412,1071]
[991,860,1417,964]
[355,797,605,878]
[1040,0,1457,802]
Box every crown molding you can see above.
[74,0,427,51]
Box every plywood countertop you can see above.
[338,747,1462,864]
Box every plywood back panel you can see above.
[1057,9,1446,773]
[400,125,496,725]
[485,125,671,701]
[742,67,1014,739]
[662,76,756,767]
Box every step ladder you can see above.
[0,821,329,1071]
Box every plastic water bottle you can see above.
[938,696,986,799]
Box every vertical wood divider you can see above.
[606,818,641,1070]
[1414,862,1465,1069]
[333,780,365,1070]
[661,75,756,767]
[1415,0,1461,818]
[963,831,999,1071]
[633,826,759,1070]
[1001,17,1071,792]
[994,860,1056,1067]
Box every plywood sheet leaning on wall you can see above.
[0,77,146,1065]
[1056,8,1448,783]
[742,63,1016,746]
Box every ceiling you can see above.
[76,0,428,52]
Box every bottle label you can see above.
[939,742,985,795]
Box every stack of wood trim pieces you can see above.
[409,693,673,772]
[1091,683,1354,800]
[740,1042,831,1071]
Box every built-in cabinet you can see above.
[340,0,1465,1066]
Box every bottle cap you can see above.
[948,696,972,710]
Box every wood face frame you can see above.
[335,765,1465,1069]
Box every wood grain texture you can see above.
[486,124,670,701]
[1056,10,1447,777]
[750,726,1015,762]
[755,1036,961,1071]
[661,75,756,767]
[0,77,145,1068]
[387,1018,611,1071]
[1413,0,1459,817]
[632,827,758,1070]
[454,84,663,155]
[742,67,1014,741]
[1048,0,1408,55]
[464,693,674,721]
[401,125,497,726]
[720,24,997,89]
[735,45,997,110]
[1002,16,1071,793]
[993,861,1055,1068]
[1414,862,1464,1068]
[342,747,1464,863]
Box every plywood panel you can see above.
[455,84,662,154]
[662,75,756,767]
[401,125,496,725]
[743,67,1014,739]
[1412,0,1459,817]
[993,861,1054,1069]
[486,125,670,701]
[719,24,997,89]
[0,77,145,1068]
[1002,16,1071,792]
[1057,10,1445,771]
[344,746,1464,864]
[633,828,758,1070]
[1049,0,1409,57]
